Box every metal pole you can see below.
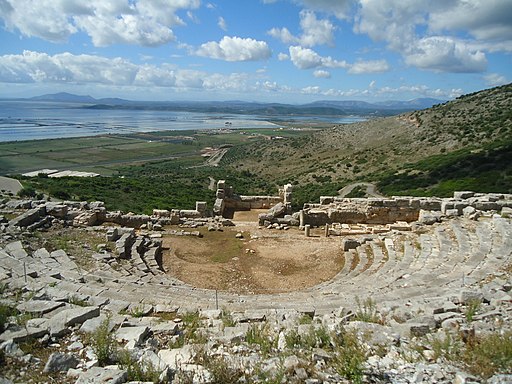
[215,290,219,310]
[23,262,27,283]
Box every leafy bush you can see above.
[354,297,382,324]
[246,324,276,355]
[0,303,15,332]
[118,349,162,382]
[464,331,512,379]
[332,328,367,384]
[88,316,117,366]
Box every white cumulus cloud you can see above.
[0,0,200,46]
[289,46,347,69]
[348,59,390,74]
[313,69,331,78]
[484,73,508,87]
[278,52,289,61]
[195,36,272,62]
[294,0,354,20]
[268,10,335,47]
[352,0,511,72]
[405,36,487,73]
[218,16,227,31]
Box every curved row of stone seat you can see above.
[2,216,510,316]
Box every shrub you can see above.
[118,349,162,382]
[220,309,236,328]
[464,299,481,323]
[89,316,117,366]
[428,331,464,361]
[354,297,381,324]
[17,186,37,198]
[198,354,244,384]
[0,303,15,332]
[332,328,367,384]
[464,331,512,379]
[246,324,276,355]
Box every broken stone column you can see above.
[115,231,135,259]
[196,201,207,216]
[304,224,311,237]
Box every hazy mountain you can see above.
[29,92,97,103]
[25,93,445,116]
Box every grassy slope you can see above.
[221,83,512,203]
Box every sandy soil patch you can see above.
[161,217,344,294]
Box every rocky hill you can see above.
[221,84,512,204]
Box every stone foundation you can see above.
[300,192,512,226]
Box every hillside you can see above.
[9,84,511,213]
[221,83,512,204]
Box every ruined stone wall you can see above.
[300,192,512,226]
[224,195,283,211]
[214,180,292,217]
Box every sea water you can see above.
[0,100,366,142]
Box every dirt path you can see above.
[161,211,344,294]
[338,182,386,198]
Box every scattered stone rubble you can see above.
[1,190,511,383]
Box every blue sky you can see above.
[0,0,510,103]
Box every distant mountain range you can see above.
[25,92,445,117]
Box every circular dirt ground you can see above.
[162,210,344,294]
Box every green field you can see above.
[0,127,317,176]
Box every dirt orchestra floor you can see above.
[162,210,344,294]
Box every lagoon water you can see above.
[0,101,366,142]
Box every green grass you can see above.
[464,331,512,379]
[246,323,277,356]
[377,138,512,197]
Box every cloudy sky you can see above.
[0,0,510,103]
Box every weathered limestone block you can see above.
[268,202,286,218]
[179,209,201,218]
[474,201,500,211]
[418,199,441,211]
[213,198,225,216]
[44,202,68,218]
[152,209,170,217]
[305,209,329,226]
[196,201,207,214]
[49,306,100,337]
[115,231,135,259]
[319,196,334,205]
[454,191,475,200]
[501,207,512,218]
[342,238,361,251]
[105,212,150,228]
[73,211,98,227]
[328,209,366,224]
[106,227,119,242]
[8,206,46,227]
[74,367,127,384]
[418,210,443,225]
[43,352,79,373]
[6,199,32,209]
